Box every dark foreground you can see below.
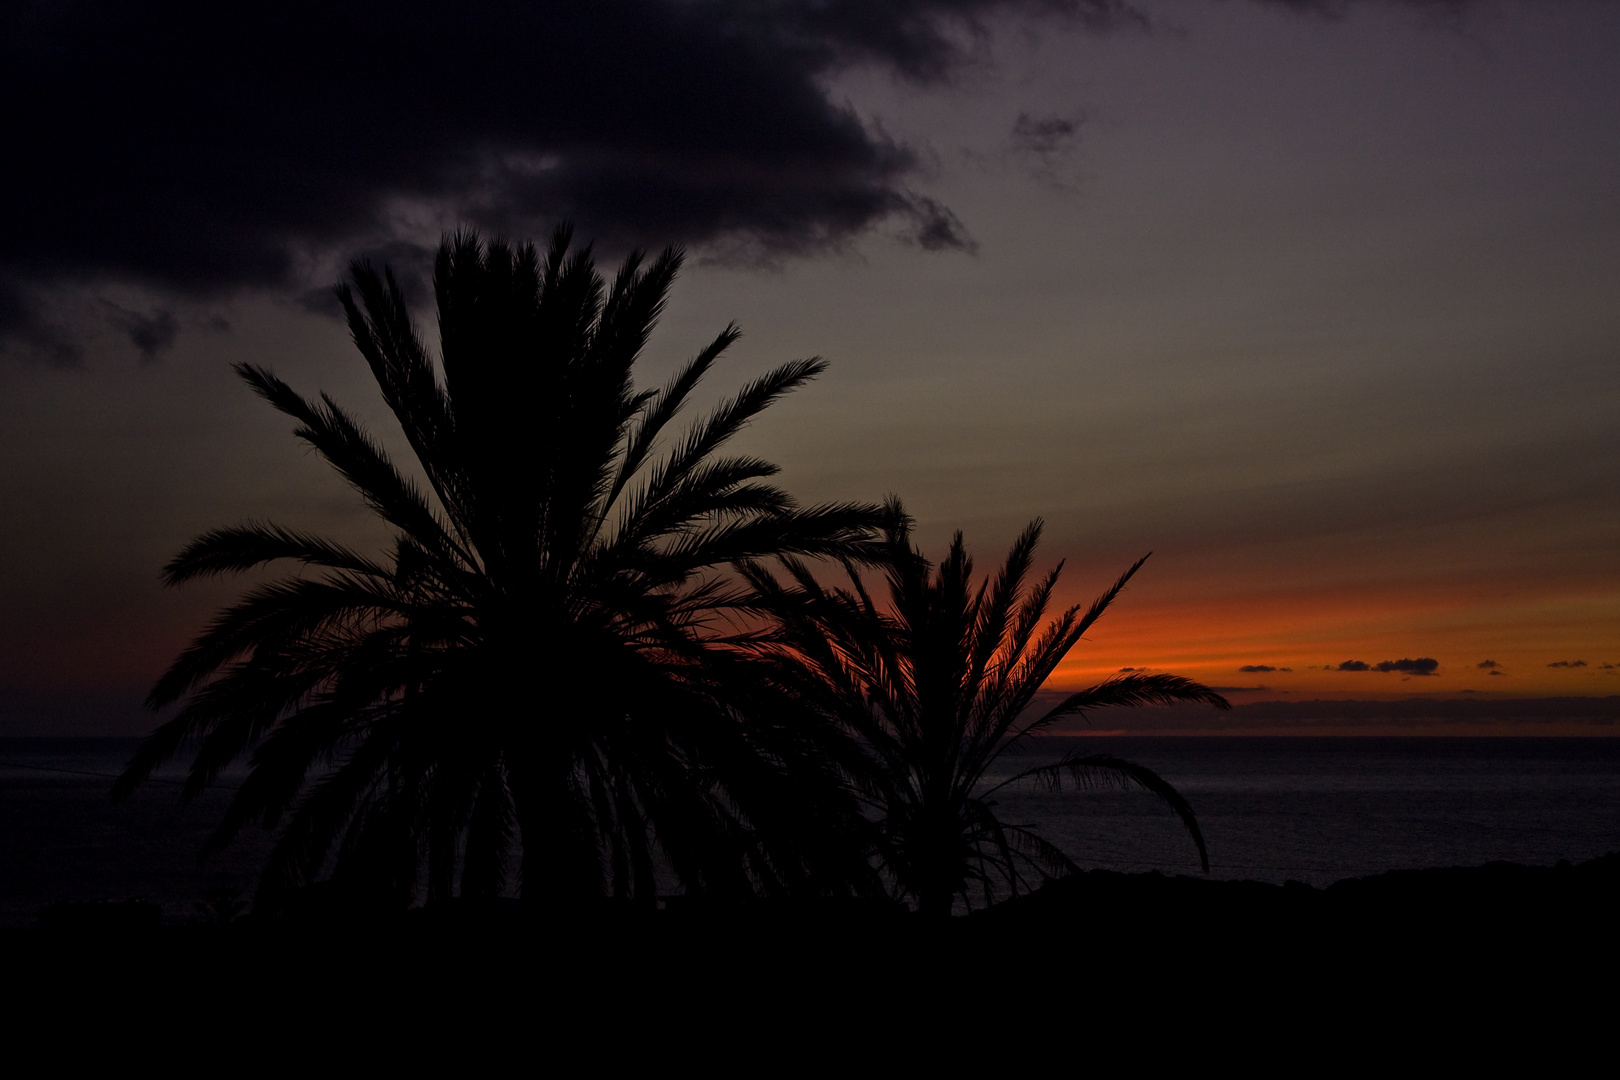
[10,856,1618,1055]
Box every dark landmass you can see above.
[10,855,1618,1042]
[1050,695,1620,733]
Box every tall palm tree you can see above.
[741,507,1231,917]
[114,227,885,910]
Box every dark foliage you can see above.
[115,227,886,910]
[742,509,1229,915]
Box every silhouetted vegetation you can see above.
[114,226,1228,918]
[742,512,1228,916]
[114,227,888,912]
[14,855,1620,1042]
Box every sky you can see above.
[3,0,1618,734]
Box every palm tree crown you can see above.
[116,227,885,909]
[743,509,1231,917]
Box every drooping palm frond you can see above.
[988,750,1210,873]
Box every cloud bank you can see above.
[0,0,1486,362]
[1,0,1006,361]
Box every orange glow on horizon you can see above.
[1044,571,1620,701]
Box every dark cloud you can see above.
[1013,112,1085,153]
[1477,659,1500,669]
[1250,0,1475,19]
[1009,108,1089,185]
[1375,657,1439,676]
[715,1,1146,84]
[0,0,1485,359]
[1548,660,1588,669]
[0,0,1012,358]
[101,303,180,363]
[1238,664,1275,672]
[0,276,80,365]
[1338,660,1371,671]
[1117,666,1142,672]
[906,197,978,252]
[1488,670,1505,676]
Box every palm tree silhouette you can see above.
[114,227,886,910]
[742,507,1230,917]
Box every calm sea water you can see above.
[988,736,1620,887]
[4,736,1619,925]
[0,738,274,928]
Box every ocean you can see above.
[4,735,1620,926]
[989,736,1620,887]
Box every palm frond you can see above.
[743,510,1226,911]
[234,364,474,567]
[1000,751,1210,873]
[1022,672,1233,737]
[636,358,827,512]
[125,225,890,912]
[147,576,406,708]
[602,322,741,519]
[163,522,393,584]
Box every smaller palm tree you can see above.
[743,507,1230,917]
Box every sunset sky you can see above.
[3,1,1617,734]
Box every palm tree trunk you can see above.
[917,888,953,920]
[427,822,455,905]
[510,748,602,908]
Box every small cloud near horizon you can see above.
[1477,660,1500,669]
[1339,658,1440,675]
[1376,658,1439,676]
[1548,660,1588,668]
